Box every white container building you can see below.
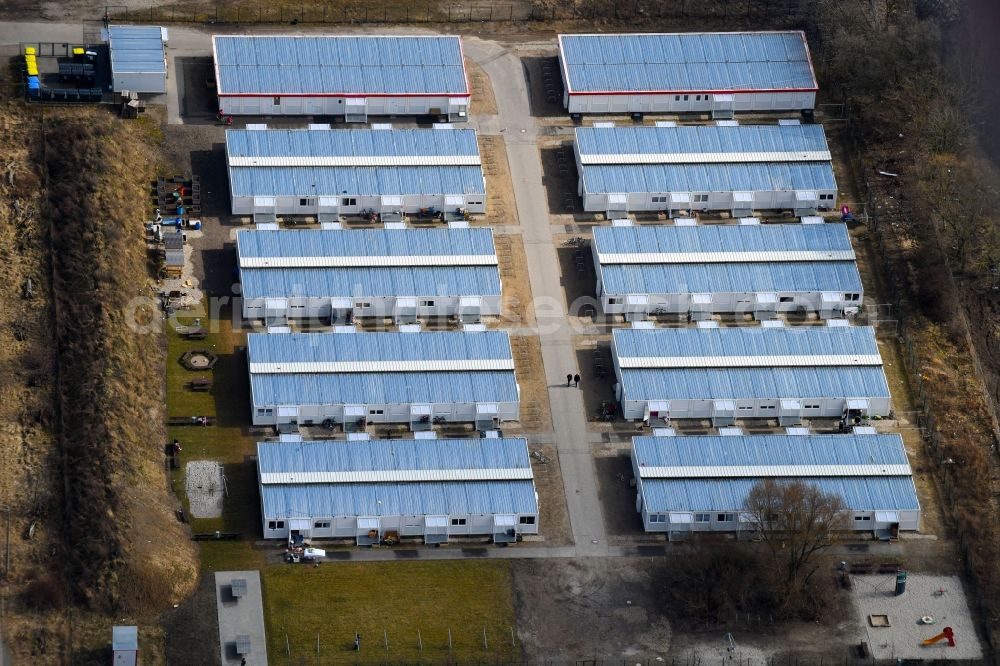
[258,435,539,544]
[592,223,862,319]
[213,35,470,121]
[631,432,920,539]
[226,126,485,218]
[236,227,501,324]
[558,32,817,118]
[248,330,520,428]
[107,25,167,94]
[611,324,891,423]
[574,123,836,215]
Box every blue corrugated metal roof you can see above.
[640,477,919,513]
[108,25,165,74]
[248,330,512,364]
[237,228,494,259]
[261,479,538,519]
[581,162,836,195]
[258,437,530,474]
[632,433,908,468]
[214,35,469,95]
[560,32,815,93]
[251,371,519,406]
[576,124,828,157]
[619,367,890,401]
[614,325,880,359]
[230,165,486,198]
[601,262,862,296]
[227,128,479,159]
[241,266,501,300]
[593,223,850,255]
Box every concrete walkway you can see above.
[215,571,268,666]
[464,38,610,557]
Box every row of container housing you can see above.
[574,121,836,216]
[591,220,861,320]
[259,434,539,543]
[630,430,919,539]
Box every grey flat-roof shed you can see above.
[107,25,166,94]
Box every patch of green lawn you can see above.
[167,307,263,550]
[263,560,519,665]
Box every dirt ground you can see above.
[478,134,519,227]
[594,450,647,540]
[465,57,497,116]
[528,443,572,546]
[572,335,618,424]
[538,137,582,218]
[512,557,673,662]
[508,335,552,433]
[493,233,534,327]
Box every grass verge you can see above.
[263,560,519,664]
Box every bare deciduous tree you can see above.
[743,480,848,607]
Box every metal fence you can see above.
[103,0,805,25]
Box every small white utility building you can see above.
[575,123,836,215]
[558,31,817,117]
[611,324,891,423]
[106,25,167,94]
[592,222,862,319]
[258,435,539,544]
[236,227,501,324]
[213,35,470,120]
[247,330,520,428]
[226,126,485,218]
[631,431,920,539]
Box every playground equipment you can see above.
[922,626,955,647]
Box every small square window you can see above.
[675,95,680,101]
[694,513,711,523]
[519,516,535,525]
[273,96,281,106]
[451,518,467,526]
[683,95,689,101]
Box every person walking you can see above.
[566,373,573,387]
[573,374,581,388]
